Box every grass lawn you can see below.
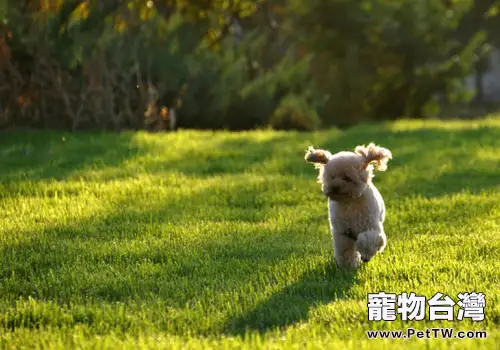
[0,117,499,349]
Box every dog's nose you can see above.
[361,256,370,263]
[330,186,340,193]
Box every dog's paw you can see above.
[335,252,362,269]
[356,230,386,263]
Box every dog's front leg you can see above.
[356,229,387,263]
[333,230,361,268]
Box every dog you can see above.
[305,143,392,268]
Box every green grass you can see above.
[0,117,499,349]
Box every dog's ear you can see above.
[355,143,392,171]
[304,146,332,166]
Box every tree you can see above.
[284,0,500,125]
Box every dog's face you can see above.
[320,152,369,200]
[305,143,392,201]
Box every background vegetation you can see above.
[2,0,500,131]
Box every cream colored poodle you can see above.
[305,143,392,268]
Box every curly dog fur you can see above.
[305,143,392,268]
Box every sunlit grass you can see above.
[0,117,499,349]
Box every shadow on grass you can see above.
[224,261,359,335]
[0,131,140,182]
[0,181,330,303]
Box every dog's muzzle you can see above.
[327,186,341,196]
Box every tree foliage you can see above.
[1,0,499,131]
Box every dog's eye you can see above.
[343,175,352,182]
